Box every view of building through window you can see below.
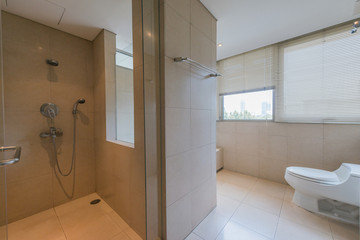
[222,89,273,120]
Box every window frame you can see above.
[219,87,276,122]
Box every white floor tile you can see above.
[231,203,279,238]
[189,169,357,240]
[275,218,333,240]
[193,211,229,240]
[185,233,204,240]
[217,183,249,202]
[216,220,271,240]
[243,190,283,215]
[8,209,66,240]
[329,219,360,240]
[213,195,241,218]
[252,179,287,199]
[8,193,138,240]
[280,200,331,233]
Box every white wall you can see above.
[163,0,217,239]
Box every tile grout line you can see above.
[226,175,285,240]
[327,220,336,240]
[272,191,287,240]
[212,176,260,240]
[53,207,68,240]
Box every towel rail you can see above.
[174,57,221,77]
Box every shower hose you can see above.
[51,115,77,176]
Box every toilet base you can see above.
[293,191,359,225]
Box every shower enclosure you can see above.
[0,0,162,239]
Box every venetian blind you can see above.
[276,24,360,123]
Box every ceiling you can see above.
[201,0,360,60]
[1,0,132,49]
[2,0,360,60]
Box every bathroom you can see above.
[0,0,359,240]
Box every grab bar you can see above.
[174,57,221,77]
[0,146,21,166]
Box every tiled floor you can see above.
[187,169,360,240]
[7,193,141,240]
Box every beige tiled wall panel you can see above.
[217,121,360,184]
[2,12,95,222]
[163,0,217,239]
[93,27,146,239]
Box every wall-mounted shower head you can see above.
[72,98,86,115]
[46,59,59,66]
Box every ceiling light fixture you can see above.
[351,20,360,34]
[217,43,223,47]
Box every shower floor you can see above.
[7,193,141,240]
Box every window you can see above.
[277,24,360,123]
[221,89,274,120]
[114,37,134,145]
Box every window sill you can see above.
[107,139,135,148]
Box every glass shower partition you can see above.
[0,7,6,240]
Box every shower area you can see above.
[0,0,162,239]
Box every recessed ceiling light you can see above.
[217,43,223,47]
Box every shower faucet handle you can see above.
[40,132,50,138]
[40,127,63,138]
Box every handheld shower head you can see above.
[72,98,86,114]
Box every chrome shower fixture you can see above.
[46,59,59,66]
[72,98,86,115]
[40,103,59,119]
[351,20,360,34]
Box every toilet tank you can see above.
[216,147,224,172]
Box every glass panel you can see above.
[223,89,274,120]
[0,8,7,240]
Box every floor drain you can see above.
[90,199,101,205]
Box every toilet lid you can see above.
[287,167,340,183]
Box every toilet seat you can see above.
[286,167,340,185]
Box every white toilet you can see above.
[285,163,360,224]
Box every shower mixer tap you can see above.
[40,127,63,138]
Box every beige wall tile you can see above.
[286,123,324,139]
[287,137,323,166]
[166,152,192,206]
[3,12,95,223]
[7,174,53,222]
[191,110,211,148]
[259,158,287,184]
[190,0,213,40]
[164,1,217,238]
[167,195,192,240]
[164,0,190,21]
[190,68,217,110]
[165,107,191,157]
[217,121,358,184]
[164,4,190,58]
[190,145,212,189]
[190,177,217,229]
[190,26,214,69]
[164,56,191,108]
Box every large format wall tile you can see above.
[164,0,217,239]
[217,121,360,184]
[3,12,95,222]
